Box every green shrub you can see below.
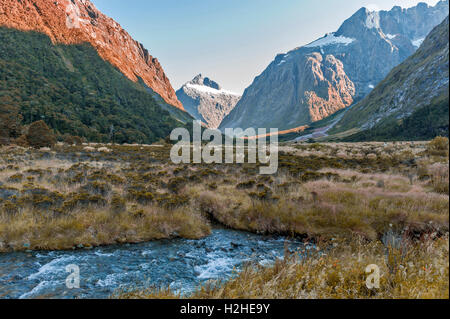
[64,135,83,145]
[62,193,107,211]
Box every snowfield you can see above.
[304,33,355,48]
[185,83,239,96]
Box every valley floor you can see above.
[0,138,448,298]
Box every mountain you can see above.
[176,74,241,129]
[0,0,183,110]
[219,1,449,132]
[330,16,449,141]
[0,0,192,144]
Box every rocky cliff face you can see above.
[332,15,449,137]
[176,75,241,129]
[0,0,183,110]
[219,1,449,131]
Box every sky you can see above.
[92,0,441,94]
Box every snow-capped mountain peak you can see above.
[185,75,239,96]
[176,75,241,129]
[190,74,218,88]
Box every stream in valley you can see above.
[0,229,310,299]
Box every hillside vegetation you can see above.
[0,27,189,144]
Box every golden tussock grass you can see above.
[0,206,210,252]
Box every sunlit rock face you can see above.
[0,0,183,110]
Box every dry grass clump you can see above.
[428,163,449,195]
[0,206,210,252]
[120,234,449,299]
[195,184,448,240]
[427,136,449,158]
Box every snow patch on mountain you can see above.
[185,83,239,96]
[412,37,425,47]
[365,11,380,29]
[177,75,241,129]
[305,33,355,48]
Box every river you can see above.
[0,229,310,299]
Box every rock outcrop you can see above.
[0,0,183,110]
[219,1,449,131]
[176,75,241,129]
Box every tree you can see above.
[26,120,56,148]
[0,104,22,145]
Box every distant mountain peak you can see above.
[365,10,381,29]
[189,74,222,91]
[177,75,241,129]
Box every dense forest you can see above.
[0,27,190,145]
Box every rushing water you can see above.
[0,229,310,299]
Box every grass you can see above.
[193,180,448,240]
[0,143,215,252]
[0,139,448,251]
[0,207,210,252]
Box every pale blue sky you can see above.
[92,0,440,94]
